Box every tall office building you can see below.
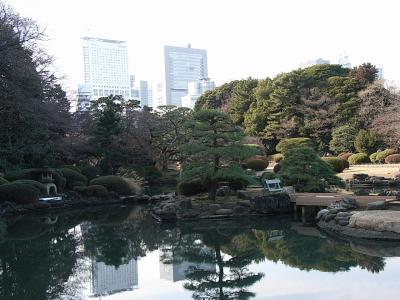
[181,78,215,109]
[81,37,130,101]
[300,58,330,68]
[164,44,208,106]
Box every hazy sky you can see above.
[8,0,400,91]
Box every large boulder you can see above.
[366,201,387,210]
[349,211,400,233]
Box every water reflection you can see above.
[0,205,398,299]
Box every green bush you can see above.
[348,153,371,165]
[354,130,380,154]
[376,149,396,163]
[0,177,8,186]
[244,158,268,171]
[90,176,132,195]
[321,157,348,173]
[177,180,206,196]
[60,165,81,173]
[337,152,353,161]
[80,165,100,181]
[74,185,108,198]
[12,180,47,194]
[271,153,284,162]
[0,183,40,204]
[329,125,356,154]
[278,147,343,192]
[4,168,66,191]
[385,154,400,164]
[276,137,315,154]
[369,151,380,163]
[58,168,88,190]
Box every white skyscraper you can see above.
[81,37,131,101]
[164,45,208,107]
[181,78,215,109]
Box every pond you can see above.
[0,205,400,299]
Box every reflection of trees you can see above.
[0,218,82,299]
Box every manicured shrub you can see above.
[338,152,353,161]
[177,180,206,196]
[123,178,142,195]
[90,176,132,195]
[12,180,47,194]
[321,157,348,173]
[85,185,109,197]
[271,153,284,162]
[354,130,381,154]
[341,159,350,169]
[369,151,380,163]
[276,137,315,154]
[348,153,371,165]
[244,158,268,171]
[4,168,66,191]
[60,165,81,173]
[385,154,400,164]
[376,149,396,163]
[273,163,281,174]
[329,125,356,154]
[80,165,100,181]
[4,169,35,181]
[0,177,8,186]
[0,183,40,204]
[278,147,343,192]
[58,168,88,190]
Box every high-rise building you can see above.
[300,58,330,68]
[82,37,130,101]
[138,80,152,107]
[181,78,215,109]
[77,84,93,111]
[164,44,208,106]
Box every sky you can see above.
[7,0,400,91]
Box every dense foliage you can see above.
[348,153,371,165]
[277,147,343,192]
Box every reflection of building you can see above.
[77,84,92,111]
[159,249,215,282]
[181,78,215,109]
[164,44,208,107]
[91,259,138,296]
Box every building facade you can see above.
[181,78,215,109]
[82,37,131,101]
[77,84,92,111]
[164,45,208,106]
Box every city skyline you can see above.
[8,0,400,95]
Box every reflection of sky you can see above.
[88,253,400,300]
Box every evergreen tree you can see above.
[329,125,357,154]
[180,110,257,200]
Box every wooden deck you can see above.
[292,193,397,207]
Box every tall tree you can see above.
[180,110,256,200]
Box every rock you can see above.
[137,195,150,202]
[338,219,349,226]
[180,210,199,219]
[157,205,177,221]
[349,211,400,233]
[233,206,246,214]
[366,201,387,210]
[216,186,234,196]
[237,200,251,207]
[316,209,329,221]
[323,214,336,222]
[179,199,192,209]
[237,190,251,200]
[336,211,351,218]
[215,208,233,215]
[353,173,369,181]
[209,204,221,211]
[33,202,51,209]
[328,208,338,214]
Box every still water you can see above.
[0,204,400,300]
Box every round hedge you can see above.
[0,177,8,186]
[177,180,206,196]
[80,165,99,181]
[58,168,88,190]
[244,158,268,171]
[321,157,348,173]
[12,180,47,194]
[338,152,353,161]
[260,172,276,183]
[273,163,281,174]
[385,154,400,164]
[348,153,371,165]
[60,165,81,173]
[369,151,380,163]
[276,137,315,154]
[90,176,132,195]
[74,185,108,198]
[0,183,40,204]
[376,149,396,163]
